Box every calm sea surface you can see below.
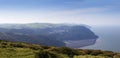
[81,25,120,52]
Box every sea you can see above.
[81,25,120,52]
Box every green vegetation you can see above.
[73,55,109,58]
[0,48,35,58]
[0,40,120,58]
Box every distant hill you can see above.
[0,23,98,47]
[0,40,119,58]
[0,32,65,47]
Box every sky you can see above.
[0,0,119,26]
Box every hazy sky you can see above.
[0,0,119,26]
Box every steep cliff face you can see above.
[0,23,98,47]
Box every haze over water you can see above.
[82,25,120,52]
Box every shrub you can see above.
[102,51,114,57]
[58,47,79,57]
[35,50,67,58]
[73,55,109,58]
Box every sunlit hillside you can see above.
[0,40,120,58]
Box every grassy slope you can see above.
[0,40,120,58]
[0,48,35,58]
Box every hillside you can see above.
[0,32,65,47]
[0,23,98,47]
[0,40,119,58]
